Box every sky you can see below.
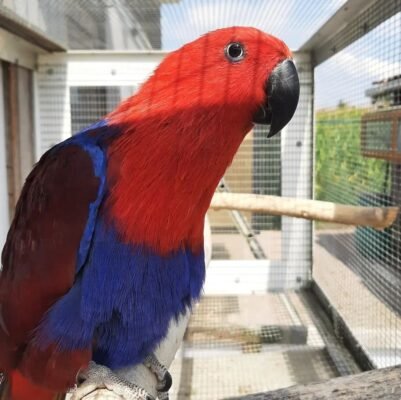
[160,0,401,109]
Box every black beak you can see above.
[252,59,300,137]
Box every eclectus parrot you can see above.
[0,27,299,400]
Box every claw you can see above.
[156,370,172,393]
[143,354,172,399]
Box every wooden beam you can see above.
[4,63,21,212]
[0,5,66,52]
[227,365,401,399]
[210,193,399,229]
[73,362,401,400]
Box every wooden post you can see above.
[226,365,401,400]
[210,193,399,229]
[0,63,10,249]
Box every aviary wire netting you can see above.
[314,4,401,370]
[22,0,401,398]
[2,0,346,50]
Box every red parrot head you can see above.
[111,26,299,139]
[108,27,300,253]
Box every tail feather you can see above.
[0,371,61,400]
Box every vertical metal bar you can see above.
[217,179,267,260]
[281,52,314,289]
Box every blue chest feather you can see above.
[37,121,206,368]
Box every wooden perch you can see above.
[227,364,401,400]
[210,192,399,229]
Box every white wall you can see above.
[36,51,166,155]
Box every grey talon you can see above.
[156,370,172,392]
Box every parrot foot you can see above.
[143,353,172,399]
[72,361,154,400]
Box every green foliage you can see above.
[315,107,389,205]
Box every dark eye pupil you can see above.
[229,44,242,57]
[226,43,244,61]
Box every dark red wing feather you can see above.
[0,145,100,370]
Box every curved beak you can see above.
[252,59,300,138]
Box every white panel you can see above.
[36,67,71,155]
[0,64,10,250]
[203,260,284,294]
[36,51,166,157]
[281,52,313,289]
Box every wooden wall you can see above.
[1,62,35,218]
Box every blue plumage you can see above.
[36,121,205,369]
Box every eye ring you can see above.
[225,42,245,62]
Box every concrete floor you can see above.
[314,228,401,369]
[168,293,339,400]
[213,228,401,365]
[166,227,398,399]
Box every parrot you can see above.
[0,26,299,400]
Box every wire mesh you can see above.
[168,293,344,400]
[59,63,345,399]
[2,0,347,50]
[66,83,284,261]
[314,5,401,368]
[30,1,379,397]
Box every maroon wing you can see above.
[0,144,100,372]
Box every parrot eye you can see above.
[225,42,245,62]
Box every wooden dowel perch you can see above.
[210,193,399,229]
[227,364,401,400]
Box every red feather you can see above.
[106,27,290,254]
[8,371,56,400]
